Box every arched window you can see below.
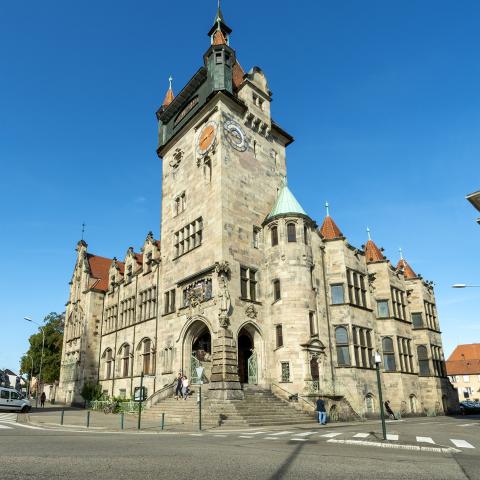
[104,349,113,380]
[271,226,278,246]
[287,223,296,242]
[382,337,396,371]
[335,326,350,366]
[365,394,375,414]
[141,339,153,375]
[409,394,417,413]
[121,344,130,377]
[417,345,430,376]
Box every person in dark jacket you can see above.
[316,397,327,425]
[174,373,182,400]
[40,392,46,408]
[384,400,396,420]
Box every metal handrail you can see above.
[144,380,176,408]
[271,383,316,410]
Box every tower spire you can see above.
[399,247,404,260]
[162,75,175,108]
[325,201,330,217]
[208,0,232,44]
[366,227,371,241]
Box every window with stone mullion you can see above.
[347,269,367,308]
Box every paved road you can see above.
[0,415,478,479]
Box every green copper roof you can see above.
[267,181,307,220]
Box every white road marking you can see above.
[416,436,435,444]
[458,423,477,427]
[320,432,342,438]
[386,434,399,441]
[292,431,317,437]
[213,434,226,437]
[238,435,252,439]
[353,433,370,438]
[190,433,203,436]
[0,424,13,429]
[290,438,307,442]
[248,431,266,435]
[269,431,293,436]
[264,437,278,440]
[450,439,475,449]
[0,414,17,420]
[3,422,43,430]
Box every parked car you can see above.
[0,387,31,413]
[459,400,480,415]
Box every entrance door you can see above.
[191,328,211,383]
[238,329,254,384]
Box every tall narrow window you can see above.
[105,349,113,380]
[253,227,260,249]
[122,344,130,377]
[273,279,281,301]
[304,225,308,245]
[377,300,389,318]
[309,311,317,336]
[346,269,367,308]
[382,337,396,372]
[240,267,248,299]
[331,284,345,304]
[335,326,350,366]
[142,339,152,375]
[281,362,290,382]
[164,289,176,314]
[240,266,257,301]
[417,345,430,376]
[271,226,278,246]
[249,269,257,301]
[287,223,296,242]
[412,312,423,328]
[276,324,283,348]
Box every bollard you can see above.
[60,409,65,426]
[161,413,165,431]
[120,412,124,430]
[86,410,90,428]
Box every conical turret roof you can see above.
[365,239,385,263]
[320,215,343,240]
[396,258,417,279]
[266,179,307,221]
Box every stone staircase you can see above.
[142,385,314,429]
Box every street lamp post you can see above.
[373,352,387,440]
[24,317,45,408]
[27,355,34,398]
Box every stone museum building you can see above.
[58,6,457,420]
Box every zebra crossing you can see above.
[0,413,17,422]
[189,429,477,451]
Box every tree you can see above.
[20,312,64,384]
[81,382,103,402]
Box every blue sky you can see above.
[1,1,479,371]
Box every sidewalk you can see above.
[19,402,448,434]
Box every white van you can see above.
[0,387,31,412]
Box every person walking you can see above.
[174,373,182,400]
[40,392,46,408]
[384,400,396,420]
[182,375,189,400]
[316,397,327,425]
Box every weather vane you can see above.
[81,222,86,241]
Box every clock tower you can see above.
[155,4,293,400]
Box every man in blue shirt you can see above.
[316,397,327,425]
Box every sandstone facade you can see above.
[57,7,457,417]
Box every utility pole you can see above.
[374,352,387,440]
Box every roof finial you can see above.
[399,247,404,260]
[325,202,330,217]
[81,222,86,241]
[366,227,371,241]
[168,75,173,90]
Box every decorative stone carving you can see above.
[245,304,258,319]
[169,148,183,169]
[215,261,232,328]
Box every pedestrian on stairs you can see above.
[175,373,182,400]
[182,375,189,400]
[316,397,327,425]
[384,400,396,420]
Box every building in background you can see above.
[466,191,480,224]
[57,5,457,418]
[447,344,480,402]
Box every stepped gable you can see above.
[320,215,343,240]
[396,258,417,279]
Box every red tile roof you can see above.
[447,344,480,375]
[212,30,227,46]
[87,254,113,292]
[365,239,385,263]
[162,87,174,108]
[319,215,343,240]
[232,60,245,91]
[396,259,417,279]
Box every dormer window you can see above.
[126,266,133,283]
[146,252,153,273]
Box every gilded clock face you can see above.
[196,121,217,156]
[224,119,247,152]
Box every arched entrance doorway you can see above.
[183,319,212,384]
[238,328,254,384]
